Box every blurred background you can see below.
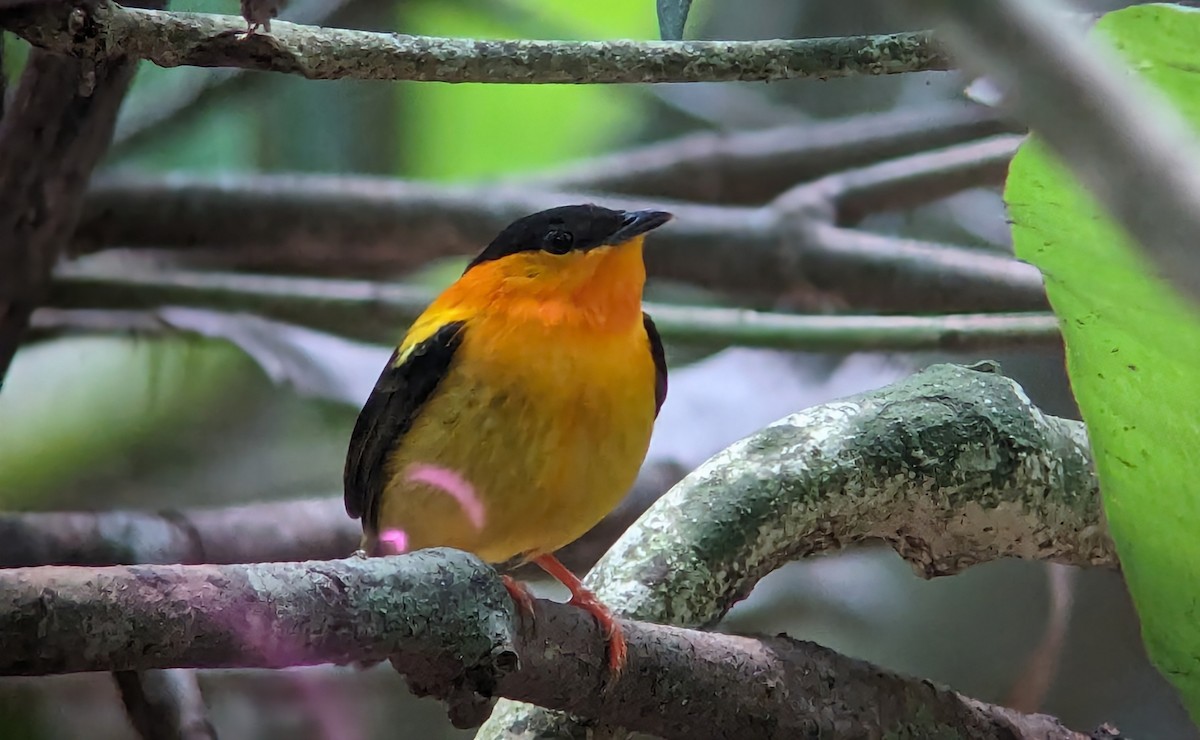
[1,0,1192,737]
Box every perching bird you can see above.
[344,204,671,671]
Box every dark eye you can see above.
[544,229,574,254]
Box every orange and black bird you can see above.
[343,204,672,671]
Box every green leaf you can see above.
[657,0,693,41]
[1004,4,1200,721]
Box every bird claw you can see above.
[502,575,537,626]
[568,591,627,675]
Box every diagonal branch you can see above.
[114,669,217,740]
[477,362,1113,737]
[1,2,951,84]
[908,0,1200,305]
[0,550,1091,739]
[0,9,158,382]
[111,0,370,154]
[521,101,1021,205]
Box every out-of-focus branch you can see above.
[0,461,684,575]
[73,171,1046,313]
[908,0,1200,306]
[2,2,950,84]
[111,0,368,155]
[0,5,218,734]
[114,670,217,740]
[0,497,359,569]
[0,550,1092,739]
[0,1,162,383]
[523,101,1021,205]
[795,134,1023,225]
[478,362,1113,737]
[45,266,1062,351]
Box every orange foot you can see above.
[502,574,537,624]
[534,554,627,674]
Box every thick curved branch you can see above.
[477,362,1114,738]
[0,549,1089,739]
[45,265,1061,351]
[1,2,950,84]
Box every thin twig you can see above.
[908,0,1200,305]
[46,265,1062,351]
[1,2,952,84]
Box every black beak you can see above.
[605,209,674,245]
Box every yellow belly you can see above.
[375,314,656,564]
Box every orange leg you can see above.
[502,575,537,624]
[533,554,627,674]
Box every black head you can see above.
[464,204,673,273]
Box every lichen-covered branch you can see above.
[0,549,1089,739]
[45,265,1062,351]
[72,173,1046,313]
[477,362,1113,738]
[0,2,951,84]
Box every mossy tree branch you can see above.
[0,2,950,85]
[0,549,1090,740]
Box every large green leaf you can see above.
[1005,4,1200,721]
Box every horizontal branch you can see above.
[0,550,1088,739]
[73,173,1047,313]
[0,497,359,568]
[478,362,1114,737]
[1,2,951,84]
[0,461,685,576]
[46,265,1062,351]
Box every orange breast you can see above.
[376,241,657,563]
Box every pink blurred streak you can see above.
[406,463,485,531]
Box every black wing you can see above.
[343,321,467,533]
[643,312,668,417]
